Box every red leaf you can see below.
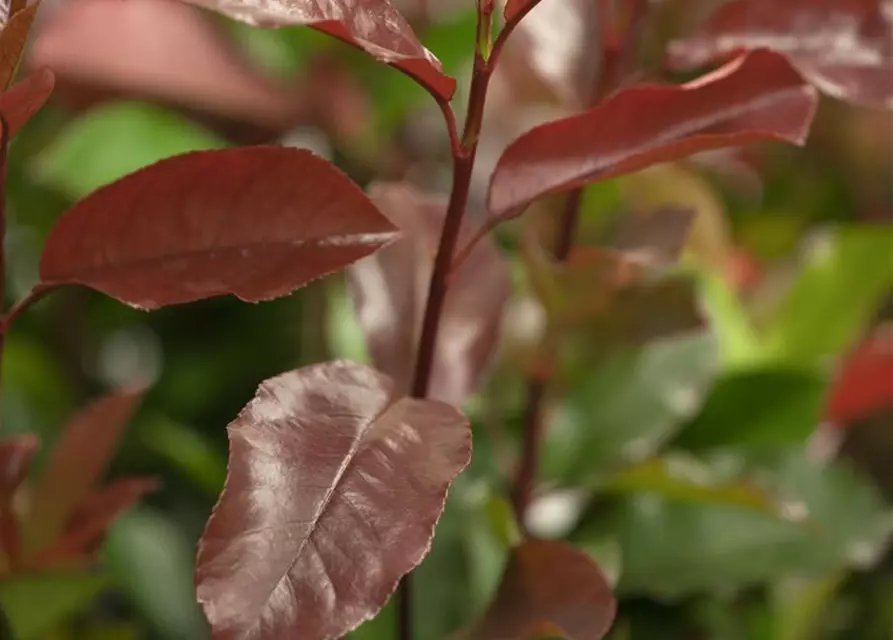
[25,389,143,553]
[826,326,893,426]
[29,0,301,129]
[39,147,399,310]
[181,0,456,101]
[667,0,893,109]
[467,539,616,640]
[0,1,38,89]
[30,477,159,569]
[196,360,471,640]
[487,49,817,219]
[0,68,55,136]
[347,183,510,405]
[0,434,38,503]
[0,435,39,566]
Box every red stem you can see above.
[397,20,498,640]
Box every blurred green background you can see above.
[2,0,893,638]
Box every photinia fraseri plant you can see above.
[0,0,891,639]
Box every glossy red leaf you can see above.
[181,0,456,101]
[467,539,616,640]
[0,68,55,137]
[196,360,471,640]
[347,183,510,405]
[487,49,818,219]
[39,147,399,310]
[667,0,893,109]
[29,0,301,129]
[30,477,159,569]
[826,326,893,426]
[0,2,38,88]
[26,389,143,552]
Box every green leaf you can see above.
[37,102,228,199]
[609,451,892,598]
[543,332,717,483]
[699,271,762,369]
[601,454,778,514]
[675,369,828,451]
[761,226,893,365]
[0,571,111,640]
[103,508,207,640]
[139,416,226,496]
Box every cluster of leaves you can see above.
[0,0,890,639]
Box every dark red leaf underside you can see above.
[181,0,456,101]
[347,182,510,405]
[0,67,55,137]
[26,389,143,552]
[196,360,471,640]
[30,477,159,569]
[467,539,616,640]
[667,0,893,109]
[487,49,818,219]
[826,326,893,426]
[39,146,399,310]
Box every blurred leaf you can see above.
[26,389,143,553]
[601,455,777,514]
[668,0,893,109]
[195,361,471,640]
[39,147,399,310]
[606,205,696,269]
[826,325,893,424]
[621,163,732,271]
[347,182,510,405]
[32,477,159,570]
[0,571,111,640]
[0,3,38,89]
[612,450,892,598]
[326,278,371,363]
[140,416,226,496]
[761,226,893,365]
[1,334,76,432]
[487,50,816,219]
[544,332,717,482]
[463,539,616,640]
[103,508,207,640]
[37,102,227,199]
[0,434,38,569]
[772,573,845,640]
[675,369,827,451]
[699,272,762,369]
[1,68,55,139]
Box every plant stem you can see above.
[509,0,646,527]
[398,31,496,640]
[510,190,582,522]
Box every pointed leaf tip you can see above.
[181,0,456,101]
[487,49,818,219]
[196,359,471,640]
[39,146,400,310]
